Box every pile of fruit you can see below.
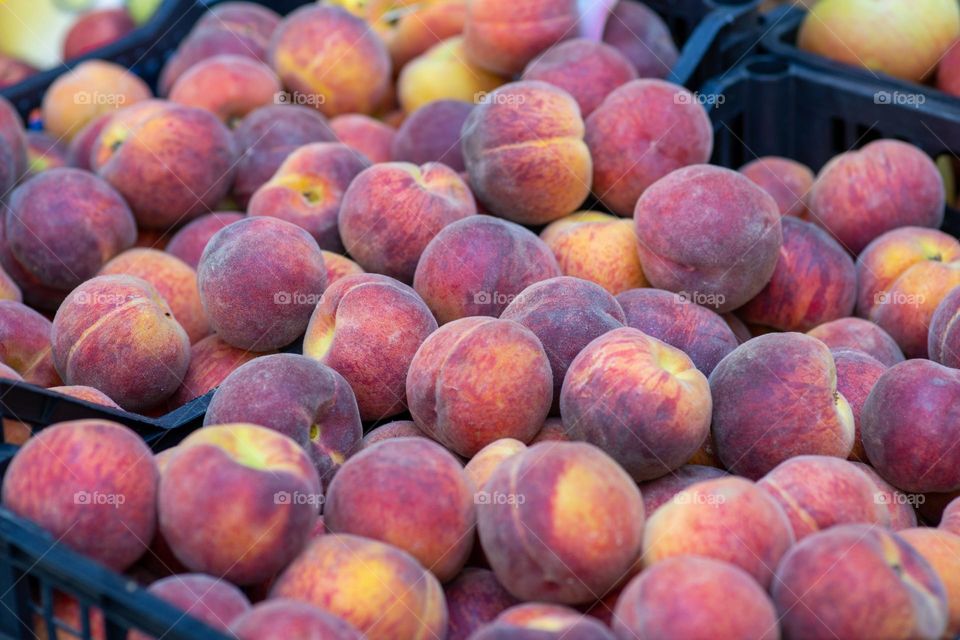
[0,1,959,639]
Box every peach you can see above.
[773,525,948,640]
[0,54,35,90]
[616,287,739,375]
[637,464,729,515]
[862,359,960,493]
[740,156,815,218]
[167,335,263,408]
[204,354,362,482]
[465,438,528,490]
[810,140,945,254]
[382,0,468,69]
[197,217,327,351]
[462,81,591,225]
[899,528,960,638]
[164,212,244,269]
[0,300,61,387]
[602,0,678,78]
[808,317,905,366]
[942,497,960,535]
[159,424,321,585]
[397,36,505,113]
[709,333,855,478]
[1,420,157,571]
[24,131,68,176]
[614,557,780,640]
[229,599,363,640]
[49,385,120,409]
[407,316,552,457]
[63,8,135,60]
[740,217,857,331]
[130,574,251,640]
[938,40,960,96]
[338,161,476,282]
[324,437,476,581]
[321,251,364,285]
[588,80,713,216]
[2,168,135,306]
[329,114,395,164]
[530,416,575,444]
[41,61,151,141]
[0,363,21,381]
[248,142,370,251]
[643,476,795,588]
[477,442,644,603]
[195,2,281,43]
[561,327,711,481]
[303,273,438,420]
[635,165,782,313]
[232,105,336,207]
[413,215,561,323]
[464,0,579,76]
[169,55,281,126]
[270,533,447,640]
[269,6,391,117]
[832,348,887,462]
[390,100,472,172]
[929,286,960,367]
[66,113,110,171]
[445,568,518,640]
[362,420,427,447]
[99,248,209,343]
[851,461,919,530]
[0,96,26,182]
[473,604,616,639]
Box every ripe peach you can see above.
[531,416,575,444]
[167,335,262,408]
[617,287,739,375]
[465,438,527,490]
[602,0,678,78]
[390,100,472,172]
[710,333,855,478]
[164,212,244,269]
[329,114,395,164]
[169,55,280,125]
[0,55,35,91]
[740,156,815,218]
[303,273,438,420]
[477,442,644,603]
[0,96,26,182]
[637,464,729,515]
[24,131,68,177]
[0,300,61,387]
[850,461,918,530]
[63,8,135,60]
[899,528,960,638]
[942,497,960,535]
[338,162,476,282]
[413,215,560,323]
[831,348,887,462]
[248,142,370,251]
[445,568,518,640]
[473,604,616,639]
[51,276,190,411]
[130,574,251,640]
[808,317,905,366]
[380,0,468,69]
[810,140,945,254]
[929,286,960,367]
[204,354,362,483]
[407,316,552,457]
[197,217,327,351]
[561,327,711,481]
[159,424,321,585]
[1,420,157,571]
[66,113,110,171]
[0,262,19,304]
[397,36,505,113]
[635,165,782,312]
[195,2,281,44]
[938,40,960,96]
[322,251,364,285]
[362,420,427,447]
[229,599,363,640]
[271,533,447,640]
[48,385,120,409]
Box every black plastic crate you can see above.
[703,55,960,237]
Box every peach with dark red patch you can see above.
[0,300,61,387]
[330,114,395,164]
[129,574,251,640]
[740,156,815,218]
[229,599,363,640]
[169,55,280,126]
[390,100,472,172]
[362,420,427,447]
[831,348,887,462]
[322,251,364,285]
[807,317,904,366]
[929,286,960,368]
[445,568,518,640]
[164,212,244,269]
[602,0,678,78]
[167,335,263,408]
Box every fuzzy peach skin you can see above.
[928,286,960,367]
[614,557,780,640]
[248,142,370,251]
[899,528,960,639]
[477,442,644,604]
[617,287,739,375]
[938,40,960,96]
[66,114,109,172]
[194,2,281,47]
[270,533,447,640]
[164,212,244,269]
[862,359,960,493]
[362,420,427,447]
[159,423,321,585]
[472,604,617,639]
[269,5,391,117]
[587,80,712,217]
[51,275,190,411]
[758,455,890,541]
[413,215,561,323]
[942,497,960,535]
[808,317,905,366]
[561,327,712,481]
[40,61,151,141]
[809,140,945,254]
[338,161,476,282]
[635,165,782,313]
[48,385,120,409]
[329,114,395,164]
[397,36,504,113]
[24,131,68,177]
[849,461,918,530]
[831,348,887,462]
[229,599,363,640]
[2,420,157,571]
[391,100,472,172]
[531,416,575,444]
[169,55,281,125]
[407,316,552,457]
[167,335,263,408]
[0,96,26,180]
[637,465,729,516]
[461,81,591,225]
[203,353,362,483]
[63,8,135,60]
[322,251,364,285]
[99,248,209,344]
[465,438,527,490]
[642,476,795,588]
[739,217,857,332]
[379,0,468,69]
[2,168,136,303]
[773,525,948,640]
[92,100,238,230]
[0,263,20,303]
[0,300,61,387]
[501,276,625,411]
[740,156,815,218]
[128,574,251,640]
[445,568,518,640]
[324,437,476,582]
[602,0,677,78]
[709,333,855,478]
[303,273,437,420]
[464,0,579,76]
[232,105,336,207]
[197,217,327,351]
